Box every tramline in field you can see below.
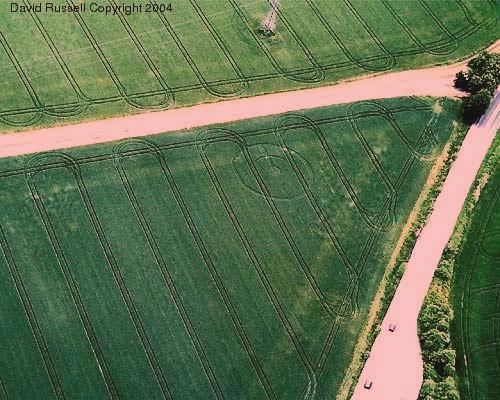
[0,98,461,399]
[453,167,500,400]
[0,0,497,130]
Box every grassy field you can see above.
[452,162,500,400]
[0,97,460,399]
[0,0,498,131]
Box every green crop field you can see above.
[0,0,498,132]
[0,97,460,399]
[452,162,500,400]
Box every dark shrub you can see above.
[453,71,468,90]
[463,89,493,123]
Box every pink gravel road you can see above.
[352,89,500,400]
[1,39,499,159]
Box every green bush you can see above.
[434,259,453,282]
[418,265,456,398]
[430,349,456,375]
[434,378,460,400]
[420,376,460,400]
[421,329,450,354]
[420,379,438,400]
[420,303,451,330]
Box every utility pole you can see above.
[260,0,281,36]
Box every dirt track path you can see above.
[352,90,500,400]
[0,39,498,159]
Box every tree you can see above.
[454,51,500,122]
[423,363,438,381]
[466,51,500,95]
[419,304,450,332]
[421,329,450,355]
[434,259,453,283]
[420,377,460,400]
[429,348,456,376]
[419,379,437,400]
[463,89,492,123]
[434,377,460,400]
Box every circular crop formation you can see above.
[232,143,314,200]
